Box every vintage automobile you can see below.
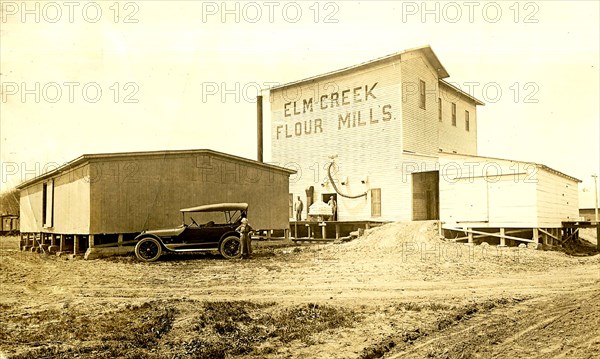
[134,203,248,262]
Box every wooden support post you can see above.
[294,222,298,239]
[467,228,473,244]
[499,228,506,247]
[88,234,95,249]
[596,222,600,252]
[73,235,79,254]
[365,223,371,230]
[48,234,58,253]
[542,229,548,245]
[557,228,562,245]
[117,234,123,247]
[59,235,65,252]
[39,234,49,252]
[284,229,289,241]
[532,228,539,244]
[321,222,327,240]
[335,224,340,240]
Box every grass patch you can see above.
[393,301,457,312]
[190,301,359,356]
[359,297,524,359]
[3,301,176,358]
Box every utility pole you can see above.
[592,174,599,223]
[593,174,599,251]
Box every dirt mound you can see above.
[337,221,441,257]
[309,221,598,279]
[344,221,440,255]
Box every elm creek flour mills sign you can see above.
[275,82,393,139]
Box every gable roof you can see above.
[16,149,296,190]
[270,45,450,92]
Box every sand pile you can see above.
[326,221,443,262]
[311,221,598,278]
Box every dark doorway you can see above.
[305,186,315,209]
[322,193,337,221]
[412,171,439,220]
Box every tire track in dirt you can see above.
[385,284,600,359]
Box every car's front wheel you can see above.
[135,237,163,262]
[220,235,242,259]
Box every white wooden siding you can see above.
[438,84,478,154]
[271,56,406,221]
[536,170,579,226]
[19,164,91,234]
[439,154,580,228]
[400,52,439,155]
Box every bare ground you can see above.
[1,222,598,358]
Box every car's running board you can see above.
[167,248,218,253]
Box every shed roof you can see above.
[439,79,485,106]
[269,45,450,92]
[16,149,296,190]
[439,152,581,183]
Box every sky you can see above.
[1,0,599,207]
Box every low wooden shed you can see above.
[17,149,295,257]
[438,153,581,246]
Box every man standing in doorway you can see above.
[295,196,303,221]
[328,196,337,221]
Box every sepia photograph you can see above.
[1,1,599,358]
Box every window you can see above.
[288,193,293,219]
[42,180,54,228]
[419,80,426,109]
[465,110,470,131]
[451,103,456,126]
[371,189,381,217]
[438,98,442,121]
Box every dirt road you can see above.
[1,222,598,358]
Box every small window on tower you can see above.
[451,103,457,126]
[438,98,442,121]
[419,80,426,109]
[465,110,470,131]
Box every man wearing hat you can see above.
[236,217,254,258]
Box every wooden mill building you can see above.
[269,45,583,245]
[17,149,294,257]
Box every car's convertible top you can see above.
[180,203,249,213]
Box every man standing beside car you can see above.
[236,217,254,259]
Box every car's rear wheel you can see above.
[220,235,242,259]
[135,237,163,262]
